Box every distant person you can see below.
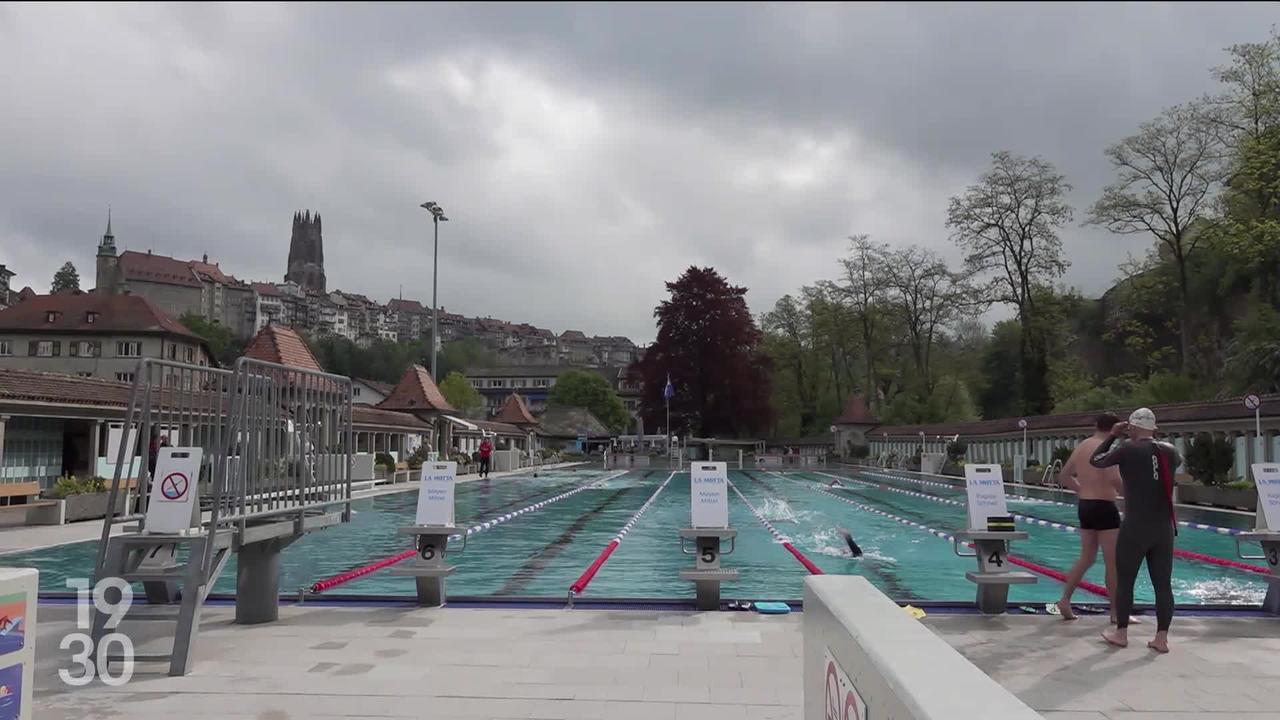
[1090,408,1180,654]
[1054,413,1123,621]
[838,528,863,558]
[478,437,493,479]
[148,432,170,477]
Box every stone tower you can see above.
[285,210,326,293]
[95,209,121,294]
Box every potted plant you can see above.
[46,475,124,522]
[1180,433,1254,510]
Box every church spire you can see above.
[99,207,116,254]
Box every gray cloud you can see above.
[1,3,1273,342]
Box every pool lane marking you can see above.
[813,471,1269,577]
[568,471,678,598]
[310,470,628,594]
[861,468,1247,537]
[726,479,824,575]
[766,472,1108,597]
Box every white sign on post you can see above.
[691,461,729,528]
[1253,463,1280,531]
[415,462,457,526]
[144,447,203,534]
[963,463,1008,530]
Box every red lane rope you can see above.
[309,471,625,594]
[569,471,677,597]
[727,478,824,575]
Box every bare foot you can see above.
[1056,599,1077,621]
[1147,634,1169,654]
[1101,629,1127,648]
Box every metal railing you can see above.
[1040,459,1063,488]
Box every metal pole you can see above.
[430,215,439,381]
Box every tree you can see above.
[549,370,630,432]
[633,266,773,437]
[761,294,819,432]
[1184,433,1236,487]
[178,313,240,366]
[881,244,977,392]
[51,261,80,293]
[1088,103,1225,372]
[1208,32,1280,150]
[438,371,484,416]
[836,235,890,409]
[947,151,1072,415]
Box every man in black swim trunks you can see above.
[1090,407,1181,654]
[1055,413,1123,621]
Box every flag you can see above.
[663,374,674,400]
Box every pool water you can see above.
[4,468,1269,605]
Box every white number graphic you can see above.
[96,633,136,686]
[59,633,95,687]
[92,577,133,630]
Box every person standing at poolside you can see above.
[1090,408,1180,653]
[477,435,493,479]
[1055,413,1123,621]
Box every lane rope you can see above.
[727,479,824,575]
[310,470,628,594]
[814,471,1268,576]
[568,471,677,597]
[770,472,1108,597]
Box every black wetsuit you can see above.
[1089,436,1181,631]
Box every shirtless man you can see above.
[1055,413,1123,621]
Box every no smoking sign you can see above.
[160,472,189,501]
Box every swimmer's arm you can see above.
[1058,445,1084,491]
[1089,436,1124,468]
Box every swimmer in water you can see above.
[829,478,842,488]
[838,528,863,558]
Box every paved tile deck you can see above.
[33,605,803,719]
[926,614,1280,719]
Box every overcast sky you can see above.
[1,3,1273,342]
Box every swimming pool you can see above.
[4,467,1270,605]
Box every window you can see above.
[116,372,135,383]
[167,344,177,360]
[69,341,100,358]
[85,311,98,324]
[45,311,60,323]
[117,341,141,358]
[488,379,505,388]
[533,379,549,388]
[76,371,93,378]
[0,340,10,357]
[30,340,59,357]
[353,387,361,397]
[184,347,194,363]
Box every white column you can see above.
[1234,433,1248,483]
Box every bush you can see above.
[406,444,432,470]
[1050,446,1073,466]
[1226,477,1255,490]
[50,475,107,498]
[945,441,967,462]
[1184,433,1235,487]
[375,452,396,472]
[847,443,871,460]
[447,452,471,466]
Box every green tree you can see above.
[549,370,630,432]
[947,151,1073,415]
[438,337,500,379]
[178,313,241,366]
[976,320,1024,419]
[51,261,80,293]
[1184,433,1236,487]
[438,371,484,416]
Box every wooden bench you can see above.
[0,482,64,526]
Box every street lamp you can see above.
[420,201,449,381]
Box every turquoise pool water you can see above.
[3,467,1269,604]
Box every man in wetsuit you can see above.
[1055,413,1123,621]
[1089,407,1180,653]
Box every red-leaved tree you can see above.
[633,267,774,437]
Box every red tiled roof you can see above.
[560,330,587,341]
[387,299,427,314]
[0,292,201,340]
[493,393,538,426]
[377,365,455,413]
[243,324,323,371]
[251,282,283,297]
[15,287,36,302]
[118,251,201,288]
[0,368,430,431]
[189,260,242,286]
[356,378,395,396]
[875,394,1280,437]
[834,395,878,426]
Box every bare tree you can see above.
[1207,33,1280,149]
[1088,103,1225,372]
[881,245,979,392]
[946,151,1072,415]
[836,234,890,409]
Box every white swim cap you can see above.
[1128,407,1157,431]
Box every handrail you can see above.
[1040,459,1063,488]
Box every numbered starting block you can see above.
[391,462,464,607]
[955,465,1035,614]
[1237,463,1280,614]
[679,462,738,610]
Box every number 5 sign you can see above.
[145,448,203,534]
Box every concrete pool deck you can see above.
[30,603,1280,719]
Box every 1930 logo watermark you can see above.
[59,578,134,686]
